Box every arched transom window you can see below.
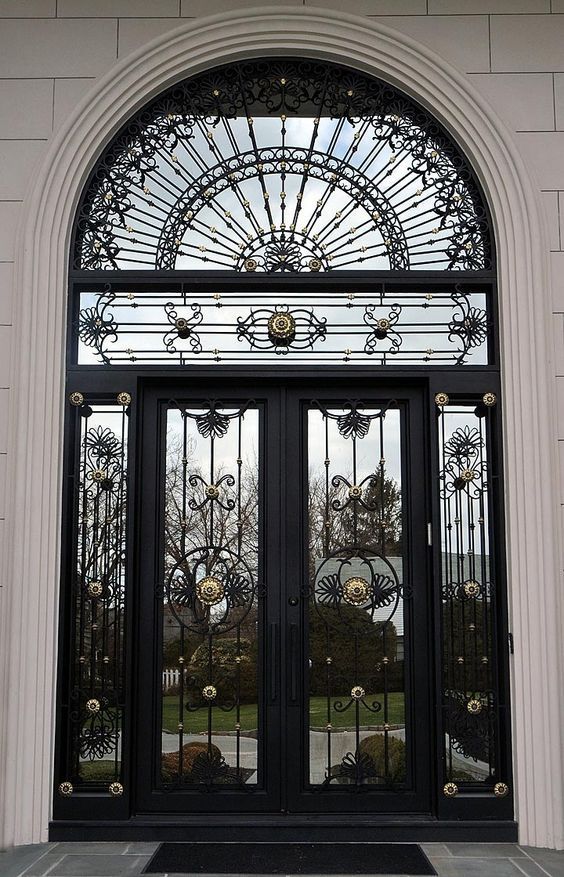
[75,58,492,274]
[70,59,495,368]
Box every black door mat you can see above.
[143,841,437,874]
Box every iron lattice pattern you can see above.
[307,401,408,788]
[74,281,490,365]
[60,396,128,794]
[161,401,261,788]
[437,396,505,792]
[73,58,492,273]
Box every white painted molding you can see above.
[1,5,562,848]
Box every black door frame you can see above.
[53,265,515,837]
[133,376,432,817]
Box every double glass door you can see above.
[136,379,431,815]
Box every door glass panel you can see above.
[307,402,407,788]
[437,397,501,790]
[160,401,260,788]
[62,399,128,793]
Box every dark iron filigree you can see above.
[76,284,118,364]
[163,301,203,354]
[364,304,402,356]
[73,58,492,273]
[314,399,397,440]
[444,689,494,764]
[314,548,402,628]
[327,750,385,787]
[73,284,490,366]
[236,306,327,353]
[440,424,487,499]
[448,288,489,363]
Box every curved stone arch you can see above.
[157,146,410,270]
[0,6,561,849]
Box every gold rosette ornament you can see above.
[343,577,370,606]
[268,312,296,345]
[196,576,225,606]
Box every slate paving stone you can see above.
[3,843,564,877]
[512,857,559,877]
[523,848,564,877]
[446,843,526,858]
[419,844,452,859]
[124,843,160,856]
[44,853,150,876]
[432,858,533,877]
[0,845,56,877]
[52,844,132,855]
[22,853,68,876]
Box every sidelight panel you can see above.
[159,401,261,788]
[58,393,129,798]
[436,393,508,799]
[307,401,408,789]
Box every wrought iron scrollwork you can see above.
[163,302,203,354]
[74,283,490,365]
[236,306,327,353]
[448,288,489,364]
[364,304,402,356]
[161,399,260,788]
[76,284,117,364]
[59,397,128,791]
[307,399,408,790]
[73,58,492,273]
[438,400,502,790]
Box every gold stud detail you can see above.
[343,577,370,606]
[435,392,449,407]
[460,468,476,482]
[377,318,390,331]
[351,685,365,700]
[202,684,217,701]
[89,469,106,482]
[59,781,73,797]
[464,580,481,598]
[196,576,225,606]
[268,312,296,343]
[467,698,482,714]
[483,392,497,407]
[88,581,103,598]
[109,782,123,797]
[117,392,131,406]
[205,484,220,500]
[86,698,100,714]
[309,258,322,272]
[69,391,84,406]
[443,782,458,797]
[348,484,363,500]
[494,782,509,798]
[244,258,257,272]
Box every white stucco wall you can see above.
[0,0,563,849]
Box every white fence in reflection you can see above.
[163,668,186,690]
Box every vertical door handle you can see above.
[270,623,278,702]
[289,623,298,702]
